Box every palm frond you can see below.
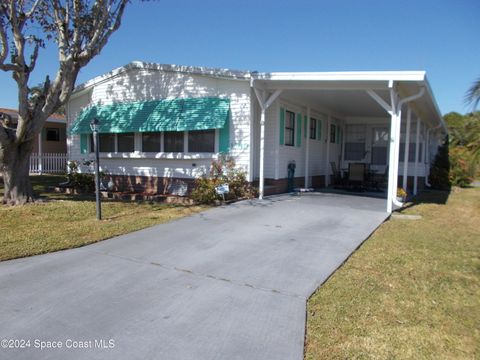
[465,77,480,110]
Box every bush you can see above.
[191,155,257,204]
[191,177,218,204]
[66,160,106,193]
[449,147,475,187]
[429,140,451,190]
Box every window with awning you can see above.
[73,97,231,154]
[69,97,230,134]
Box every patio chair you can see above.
[376,165,389,190]
[347,163,366,191]
[330,161,345,188]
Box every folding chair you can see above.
[348,163,366,191]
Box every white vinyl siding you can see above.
[68,67,251,180]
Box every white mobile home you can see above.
[67,62,446,212]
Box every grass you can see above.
[0,175,206,261]
[305,187,480,359]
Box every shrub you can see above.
[429,140,451,190]
[191,155,257,204]
[191,177,219,204]
[449,147,475,187]
[66,160,106,193]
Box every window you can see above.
[310,118,317,140]
[399,143,423,163]
[284,110,295,146]
[371,128,389,165]
[344,125,366,161]
[117,133,135,152]
[46,127,60,141]
[188,130,215,153]
[142,132,161,152]
[330,124,336,143]
[98,133,116,152]
[164,131,184,152]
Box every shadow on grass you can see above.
[0,174,100,203]
[400,189,451,212]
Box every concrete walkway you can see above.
[0,193,388,360]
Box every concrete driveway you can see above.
[0,193,388,360]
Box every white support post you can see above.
[392,99,403,205]
[325,115,331,187]
[413,118,421,195]
[259,108,266,199]
[305,107,311,187]
[386,115,397,213]
[402,107,412,191]
[38,132,43,175]
[253,87,282,200]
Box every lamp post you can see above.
[90,118,102,220]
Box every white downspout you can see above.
[305,107,311,187]
[253,86,282,200]
[386,88,399,212]
[402,107,412,191]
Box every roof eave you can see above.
[70,61,252,99]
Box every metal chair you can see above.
[330,161,345,188]
[348,163,366,191]
[377,165,389,190]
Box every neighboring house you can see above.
[0,108,67,173]
[66,62,446,212]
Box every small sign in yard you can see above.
[215,183,229,195]
[215,183,230,202]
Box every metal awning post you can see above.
[413,118,421,195]
[305,107,311,187]
[253,86,282,200]
[402,107,412,191]
[325,115,331,187]
[387,88,399,213]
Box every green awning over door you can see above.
[69,97,230,134]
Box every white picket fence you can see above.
[30,153,68,174]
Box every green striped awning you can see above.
[69,97,230,134]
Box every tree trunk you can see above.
[1,141,34,205]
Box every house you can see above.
[0,108,67,173]
[66,62,446,212]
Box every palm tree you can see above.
[465,77,480,110]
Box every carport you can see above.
[251,71,446,212]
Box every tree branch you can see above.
[78,0,127,64]
[25,0,42,18]
[0,16,8,66]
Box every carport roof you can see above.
[251,70,445,131]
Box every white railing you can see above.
[30,153,68,174]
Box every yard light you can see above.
[90,118,102,220]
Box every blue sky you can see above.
[0,0,479,114]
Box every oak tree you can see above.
[0,0,129,204]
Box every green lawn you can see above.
[305,187,480,359]
[0,175,206,261]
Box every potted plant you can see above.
[396,187,407,202]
